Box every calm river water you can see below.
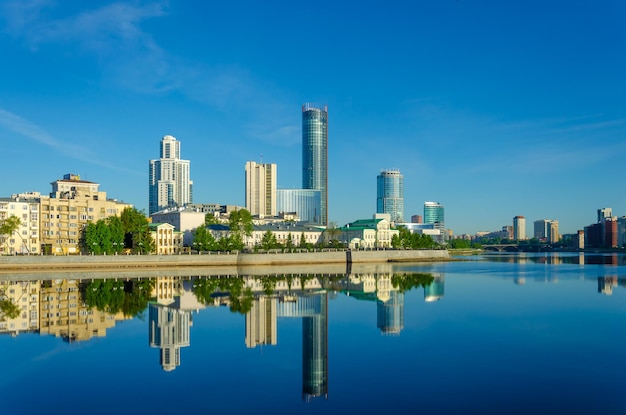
[1,252,626,414]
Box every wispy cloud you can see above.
[1,0,295,144]
[0,108,139,173]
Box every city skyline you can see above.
[1,1,625,235]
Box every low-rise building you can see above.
[150,207,206,247]
[337,217,398,249]
[149,223,182,254]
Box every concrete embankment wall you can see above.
[0,249,449,272]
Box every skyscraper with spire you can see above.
[302,103,328,226]
[149,135,193,215]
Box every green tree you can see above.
[193,226,216,251]
[229,209,253,237]
[205,213,219,225]
[391,273,435,293]
[299,232,308,249]
[260,230,278,250]
[324,221,341,247]
[0,216,22,253]
[286,232,294,249]
[120,207,154,253]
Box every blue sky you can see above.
[1,0,624,235]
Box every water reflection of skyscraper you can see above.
[246,291,328,401]
[424,274,445,302]
[148,304,192,372]
[377,291,404,335]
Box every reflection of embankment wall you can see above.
[0,249,449,272]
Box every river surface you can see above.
[1,252,626,414]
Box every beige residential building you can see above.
[39,174,131,254]
[0,194,41,255]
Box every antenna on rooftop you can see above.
[260,153,264,163]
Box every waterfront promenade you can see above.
[0,249,449,272]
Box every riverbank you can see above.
[0,249,450,272]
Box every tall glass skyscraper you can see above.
[376,169,404,223]
[149,135,193,215]
[302,104,328,226]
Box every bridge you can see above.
[482,244,550,252]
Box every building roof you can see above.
[339,218,383,231]
[255,222,324,233]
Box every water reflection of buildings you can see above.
[245,286,328,401]
[148,277,205,371]
[149,304,191,372]
[425,274,445,302]
[40,279,126,342]
[598,276,619,296]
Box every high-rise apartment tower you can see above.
[149,135,193,215]
[302,104,328,226]
[377,169,404,223]
[245,161,277,218]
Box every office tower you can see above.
[277,189,322,224]
[149,135,193,215]
[376,169,404,223]
[245,161,277,218]
[548,220,559,243]
[534,220,547,240]
[598,208,613,223]
[513,216,526,240]
[302,104,328,226]
[424,201,445,242]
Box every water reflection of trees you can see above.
[81,279,155,317]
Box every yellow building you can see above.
[39,174,131,254]
[149,223,183,254]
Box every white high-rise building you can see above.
[149,135,193,215]
[513,216,526,240]
[245,161,277,217]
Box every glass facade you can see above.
[424,201,444,224]
[277,189,321,224]
[376,170,404,223]
[302,104,328,225]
